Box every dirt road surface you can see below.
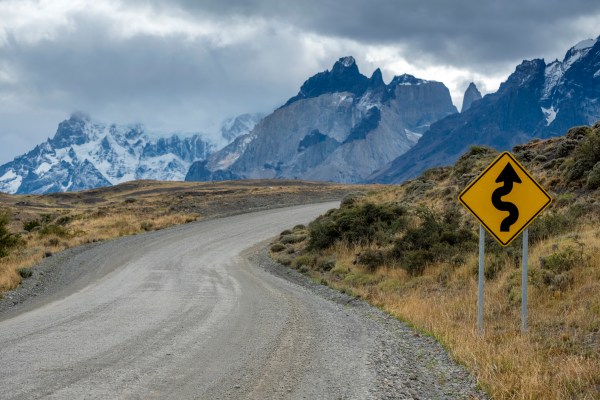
[0,203,483,399]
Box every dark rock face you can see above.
[0,114,213,194]
[370,37,600,184]
[186,57,457,183]
[461,83,482,112]
[283,57,370,106]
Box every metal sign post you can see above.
[521,228,529,334]
[478,225,485,336]
[459,151,551,337]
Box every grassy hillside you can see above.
[0,180,361,293]
[270,123,600,399]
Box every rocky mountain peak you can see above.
[389,74,428,86]
[283,56,369,106]
[498,58,546,94]
[369,68,385,88]
[461,82,482,112]
[49,112,93,148]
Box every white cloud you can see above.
[0,0,599,164]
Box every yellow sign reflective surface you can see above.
[458,151,552,246]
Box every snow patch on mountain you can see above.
[404,129,422,142]
[573,38,597,51]
[541,106,558,125]
[543,38,598,100]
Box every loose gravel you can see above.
[254,249,488,399]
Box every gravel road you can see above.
[0,203,485,399]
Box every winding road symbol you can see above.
[492,163,522,232]
[458,151,552,247]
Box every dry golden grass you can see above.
[277,225,600,399]
[0,179,365,293]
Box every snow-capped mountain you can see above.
[186,56,457,183]
[0,113,213,194]
[220,113,264,143]
[370,36,600,183]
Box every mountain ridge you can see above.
[369,36,600,183]
[0,114,213,194]
[186,56,457,183]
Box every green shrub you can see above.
[587,162,600,189]
[140,221,154,231]
[308,202,407,250]
[355,249,385,271]
[55,215,73,225]
[270,243,286,252]
[340,192,366,209]
[39,224,68,237]
[566,128,600,181]
[18,267,33,279]
[454,146,495,176]
[539,246,581,273]
[529,211,570,243]
[317,257,336,272]
[23,219,41,232]
[292,254,316,269]
[0,212,21,257]
[401,249,433,276]
[280,234,306,244]
[391,206,477,276]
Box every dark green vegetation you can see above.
[0,212,21,258]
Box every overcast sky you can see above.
[1,0,599,164]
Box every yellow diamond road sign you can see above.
[459,151,552,247]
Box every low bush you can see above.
[391,206,477,276]
[539,246,581,273]
[354,249,385,271]
[292,254,316,269]
[529,211,571,243]
[587,162,600,189]
[18,268,33,279]
[0,212,21,257]
[317,257,336,272]
[140,221,154,231]
[308,202,407,250]
[270,243,286,252]
[280,234,306,244]
[340,192,366,209]
[23,219,41,232]
[39,224,68,237]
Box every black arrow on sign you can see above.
[492,163,522,232]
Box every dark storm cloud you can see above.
[162,0,600,70]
